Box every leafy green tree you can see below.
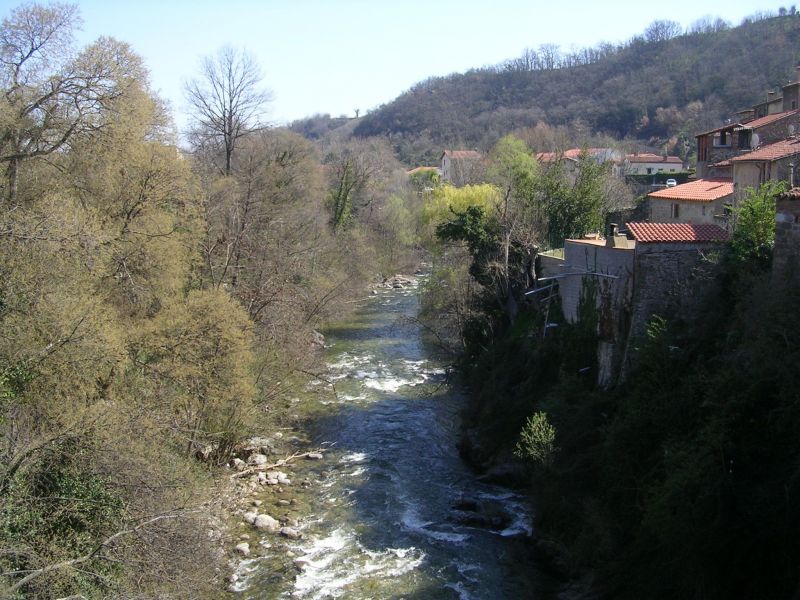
[514,411,558,465]
[729,180,787,269]
[546,150,608,246]
[0,3,148,204]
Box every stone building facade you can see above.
[774,188,800,280]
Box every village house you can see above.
[695,68,800,179]
[440,150,482,186]
[729,136,800,202]
[535,148,624,177]
[645,177,733,225]
[623,153,683,175]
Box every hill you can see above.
[339,13,800,164]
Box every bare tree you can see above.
[644,19,683,42]
[185,46,270,175]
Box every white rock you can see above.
[280,526,302,540]
[253,514,280,532]
[232,458,246,470]
[257,472,267,484]
[243,511,257,525]
[248,453,269,466]
[295,558,310,569]
[306,452,324,460]
[234,542,250,556]
[252,499,263,507]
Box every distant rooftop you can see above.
[626,222,729,243]
[696,109,800,137]
[441,150,481,160]
[626,153,682,164]
[648,178,733,202]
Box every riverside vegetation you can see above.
[3,2,800,599]
[428,169,800,600]
[0,3,421,597]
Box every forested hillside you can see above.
[349,12,800,164]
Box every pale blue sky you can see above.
[0,0,793,130]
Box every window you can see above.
[671,203,680,219]
[702,205,707,216]
[713,131,731,147]
[647,167,653,174]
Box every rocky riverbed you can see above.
[210,275,561,598]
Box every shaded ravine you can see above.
[240,281,552,599]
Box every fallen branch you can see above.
[230,448,328,480]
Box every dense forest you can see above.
[310,12,800,165]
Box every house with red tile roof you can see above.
[625,222,729,243]
[696,70,800,179]
[623,153,683,175]
[541,220,729,385]
[646,178,733,225]
[535,147,625,178]
[696,110,800,178]
[730,137,800,201]
[440,150,482,186]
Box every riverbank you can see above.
[212,274,556,599]
[216,275,428,596]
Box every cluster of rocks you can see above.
[222,435,328,592]
[448,496,513,531]
[374,274,418,291]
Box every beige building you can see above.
[623,153,683,175]
[646,178,733,225]
[730,137,800,202]
[440,150,482,186]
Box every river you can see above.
[237,279,551,599]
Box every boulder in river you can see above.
[280,527,302,540]
[254,514,280,532]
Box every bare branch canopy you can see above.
[184,46,271,175]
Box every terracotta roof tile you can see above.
[730,137,800,162]
[735,109,800,130]
[536,148,621,163]
[696,110,800,137]
[648,178,733,202]
[626,222,729,243]
[442,150,481,160]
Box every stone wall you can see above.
[621,241,725,378]
[774,195,800,281]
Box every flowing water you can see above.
[238,281,550,599]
